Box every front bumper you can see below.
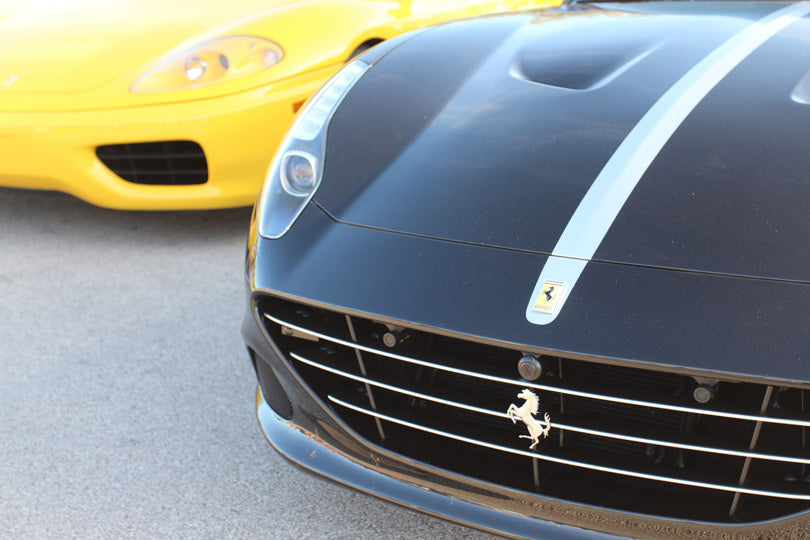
[242,203,810,539]
[254,386,614,540]
[0,65,339,210]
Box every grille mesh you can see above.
[257,295,810,523]
[96,141,208,185]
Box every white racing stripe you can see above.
[526,1,810,325]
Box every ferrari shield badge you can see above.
[507,389,551,449]
[532,280,566,315]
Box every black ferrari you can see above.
[241,1,810,537]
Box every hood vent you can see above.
[512,19,663,91]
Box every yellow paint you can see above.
[0,0,559,209]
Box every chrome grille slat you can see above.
[329,396,810,501]
[730,387,776,515]
[267,313,810,429]
[292,351,810,466]
[292,352,510,419]
[259,299,810,522]
[344,315,386,441]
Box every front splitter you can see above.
[255,387,616,540]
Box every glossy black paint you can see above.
[318,2,810,282]
[243,206,810,538]
[251,202,810,388]
[244,2,810,537]
[597,17,810,281]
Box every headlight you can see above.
[256,60,369,239]
[130,35,283,93]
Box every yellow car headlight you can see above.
[130,35,283,93]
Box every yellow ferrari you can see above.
[0,0,558,210]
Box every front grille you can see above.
[257,295,810,523]
[96,141,208,185]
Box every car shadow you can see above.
[0,187,254,247]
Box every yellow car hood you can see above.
[0,0,294,102]
[0,0,561,112]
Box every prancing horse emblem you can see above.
[507,389,551,449]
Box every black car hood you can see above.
[317,1,810,283]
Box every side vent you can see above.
[255,352,293,420]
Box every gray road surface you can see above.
[0,188,501,540]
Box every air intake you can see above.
[96,141,208,185]
[257,294,810,525]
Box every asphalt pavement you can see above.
[0,187,500,539]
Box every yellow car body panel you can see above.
[0,0,559,209]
